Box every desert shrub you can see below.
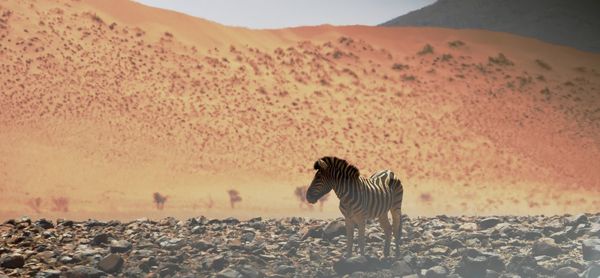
[535,59,552,70]
[440,54,453,62]
[402,74,417,81]
[448,40,465,48]
[332,50,343,59]
[418,44,434,55]
[574,66,587,73]
[420,193,432,202]
[517,76,532,88]
[489,53,514,66]
[392,63,409,71]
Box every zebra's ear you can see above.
[314,159,328,170]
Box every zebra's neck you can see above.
[332,177,365,199]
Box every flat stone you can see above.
[459,223,478,232]
[217,268,242,278]
[582,239,600,261]
[478,217,501,229]
[532,238,561,257]
[582,262,600,278]
[0,254,25,268]
[237,264,261,278]
[333,255,372,275]
[65,266,105,278]
[36,269,62,278]
[555,266,580,278]
[91,233,111,246]
[391,260,413,276]
[323,220,345,241]
[97,253,124,273]
[35,219,55,229]
[275,265,296,275]
[425,266,448,278]
[109,240,132,253]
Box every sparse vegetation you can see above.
[418,44,434,55]
[535,59,552,70]
[448,40,465,48]
[489,53,514,66]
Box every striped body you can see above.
[338,170,403,220]
[307,156,404,257]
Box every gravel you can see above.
[0,214,599,277]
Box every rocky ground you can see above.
[1,214,600,278]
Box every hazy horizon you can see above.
[134,0,435,29]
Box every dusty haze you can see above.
[1,0,599,221]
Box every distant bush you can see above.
[488,53,514,66]
[51,197,69,212]
[418,44,434,55]
[535,59,552,70]
[153,192,168,210]
[448,40,465,48]
[391,63,409,71]
[228,189,242,209]
[402,74,417,81]
[26,197,43,214]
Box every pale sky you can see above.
[135,0,436,29]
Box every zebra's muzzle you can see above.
[306,193,318,204]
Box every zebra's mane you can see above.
[315,156,360,180]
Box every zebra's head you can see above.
[306,156,359,204]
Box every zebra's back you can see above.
[341,169,403,219]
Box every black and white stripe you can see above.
[306,156,404,257]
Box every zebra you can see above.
[306,156,404,257]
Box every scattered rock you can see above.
[532,238,562,256]
[555,266,580,278]
[109,240,132,253]
[91,233,110,246]
[425,266,448,278]
[217,268,242,278]
[97,253,124,273]
[323,220,345,240]
[65,266,105,278]
[391,260,413,276]
[35,219,55,229]
[333,255,374,275]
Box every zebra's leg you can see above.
[391,208,403,257]
[345,218,355,257]
[357,219,366,256]
[378,214,392,257]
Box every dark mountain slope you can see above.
[381,0,600,53]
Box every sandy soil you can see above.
[1,0,599,221]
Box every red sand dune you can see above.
[1,0,599,220]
